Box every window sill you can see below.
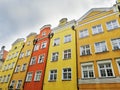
[63,58,71,60]
[95,50,109,54]
[107,27,120,31]
[79,35,89,39]
[48,80,56,82]
[64,41,71,44]
[112,48,120,51]
[62,79,71,81]
[34,80,40,82]
[92,32,104,36]
[81,77,96,80]
[98,76,116,79]
[80,53,92,57]
[50,60,58,62]
[53,44,59,47]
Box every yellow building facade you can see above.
[76,4,120,90]
[43,18,77,90]
[0,38,24,90]
[9,33,36,90]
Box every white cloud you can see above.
[0,0,116,50]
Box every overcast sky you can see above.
[0,0,116,51]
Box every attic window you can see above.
[14,47,17,50]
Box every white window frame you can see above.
[16,80,22,89]
[64,34,71,43]
[30,56,36,65]
[14,52,18,58]
[81,62,95,79]
[94,41,108,53]
[34,44,40,51]
[42,32,46,36]
[21,63,27,71]
[79,29,89,38]
[27,41,31,46]
[26,72,33,82]
[53,38,60,46]
[80,45,91,56]
[106,20,119,30]
[26,50,31,56]
[111,38,120,50]
[34,71,42,81]
[19,52,24,59]
[116,58,120,74]
[6,74,10,82]
[9,80,15,89]
[41,42,47,49]
[49,69,57,81]
[62,68,72,80]
[10,62,15,69]
[15,65,20,73]
[92,24,103,34]
[51,52,59,61]
[97,60,115,78]
[38,54,44,63]
[63,49,71,59]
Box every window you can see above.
[4,65,7,71]
[38,55,44,63]
[8,64,11,70]
[79,29,89,38]
[11,53,14,59]
[15,65,20,73]
[42,32,46,36]
[34,71,42,81]
[34,44,40,51]
[26,72,33,82]
[111,38,120,50]
[106,20,119,30]
[95,41,107,53]
[49,70,57,81]
[52,52,59,61]
[27,41,31,46]
[81,63,94,78]
[64,35,71,43]
[116,58,120,73]
[0,76,1,81]
[19,52,24,59]
[92,25,103,34]
[26,50,31,56]
[14,52,18,58]
[16,80,22,89]
[21,63,27,71]
[10,62,15,69]
[53,38,60,46]
[6,75,10,82]
[10,80,15,89]
[63,49,71,59]
[2,75,6,83]
[80,45,91,55]
[41,42,47,49]
[62,68,71,80]
[30,57,36,65]
[97,60,114,77]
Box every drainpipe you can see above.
[71,25,79,90]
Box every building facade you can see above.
[9,33,37,90]
[43,18,77,90]
[76,3,120,90]
[0,38,24,90]
[0,46,8,70]
[24,25,51,90]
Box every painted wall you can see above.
[0,38,24,90]
[43,19,77,90]
[24,25,51,90]
[76,7,120,90]
[9,33,37,90]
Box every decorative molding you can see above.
[40,24,51,31]
[52,19,76,33]
[27,32,37,38]
[12,38,25,46]
[78,77,120,84]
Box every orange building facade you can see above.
[76,3,120,90]
[24,25,51,90]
